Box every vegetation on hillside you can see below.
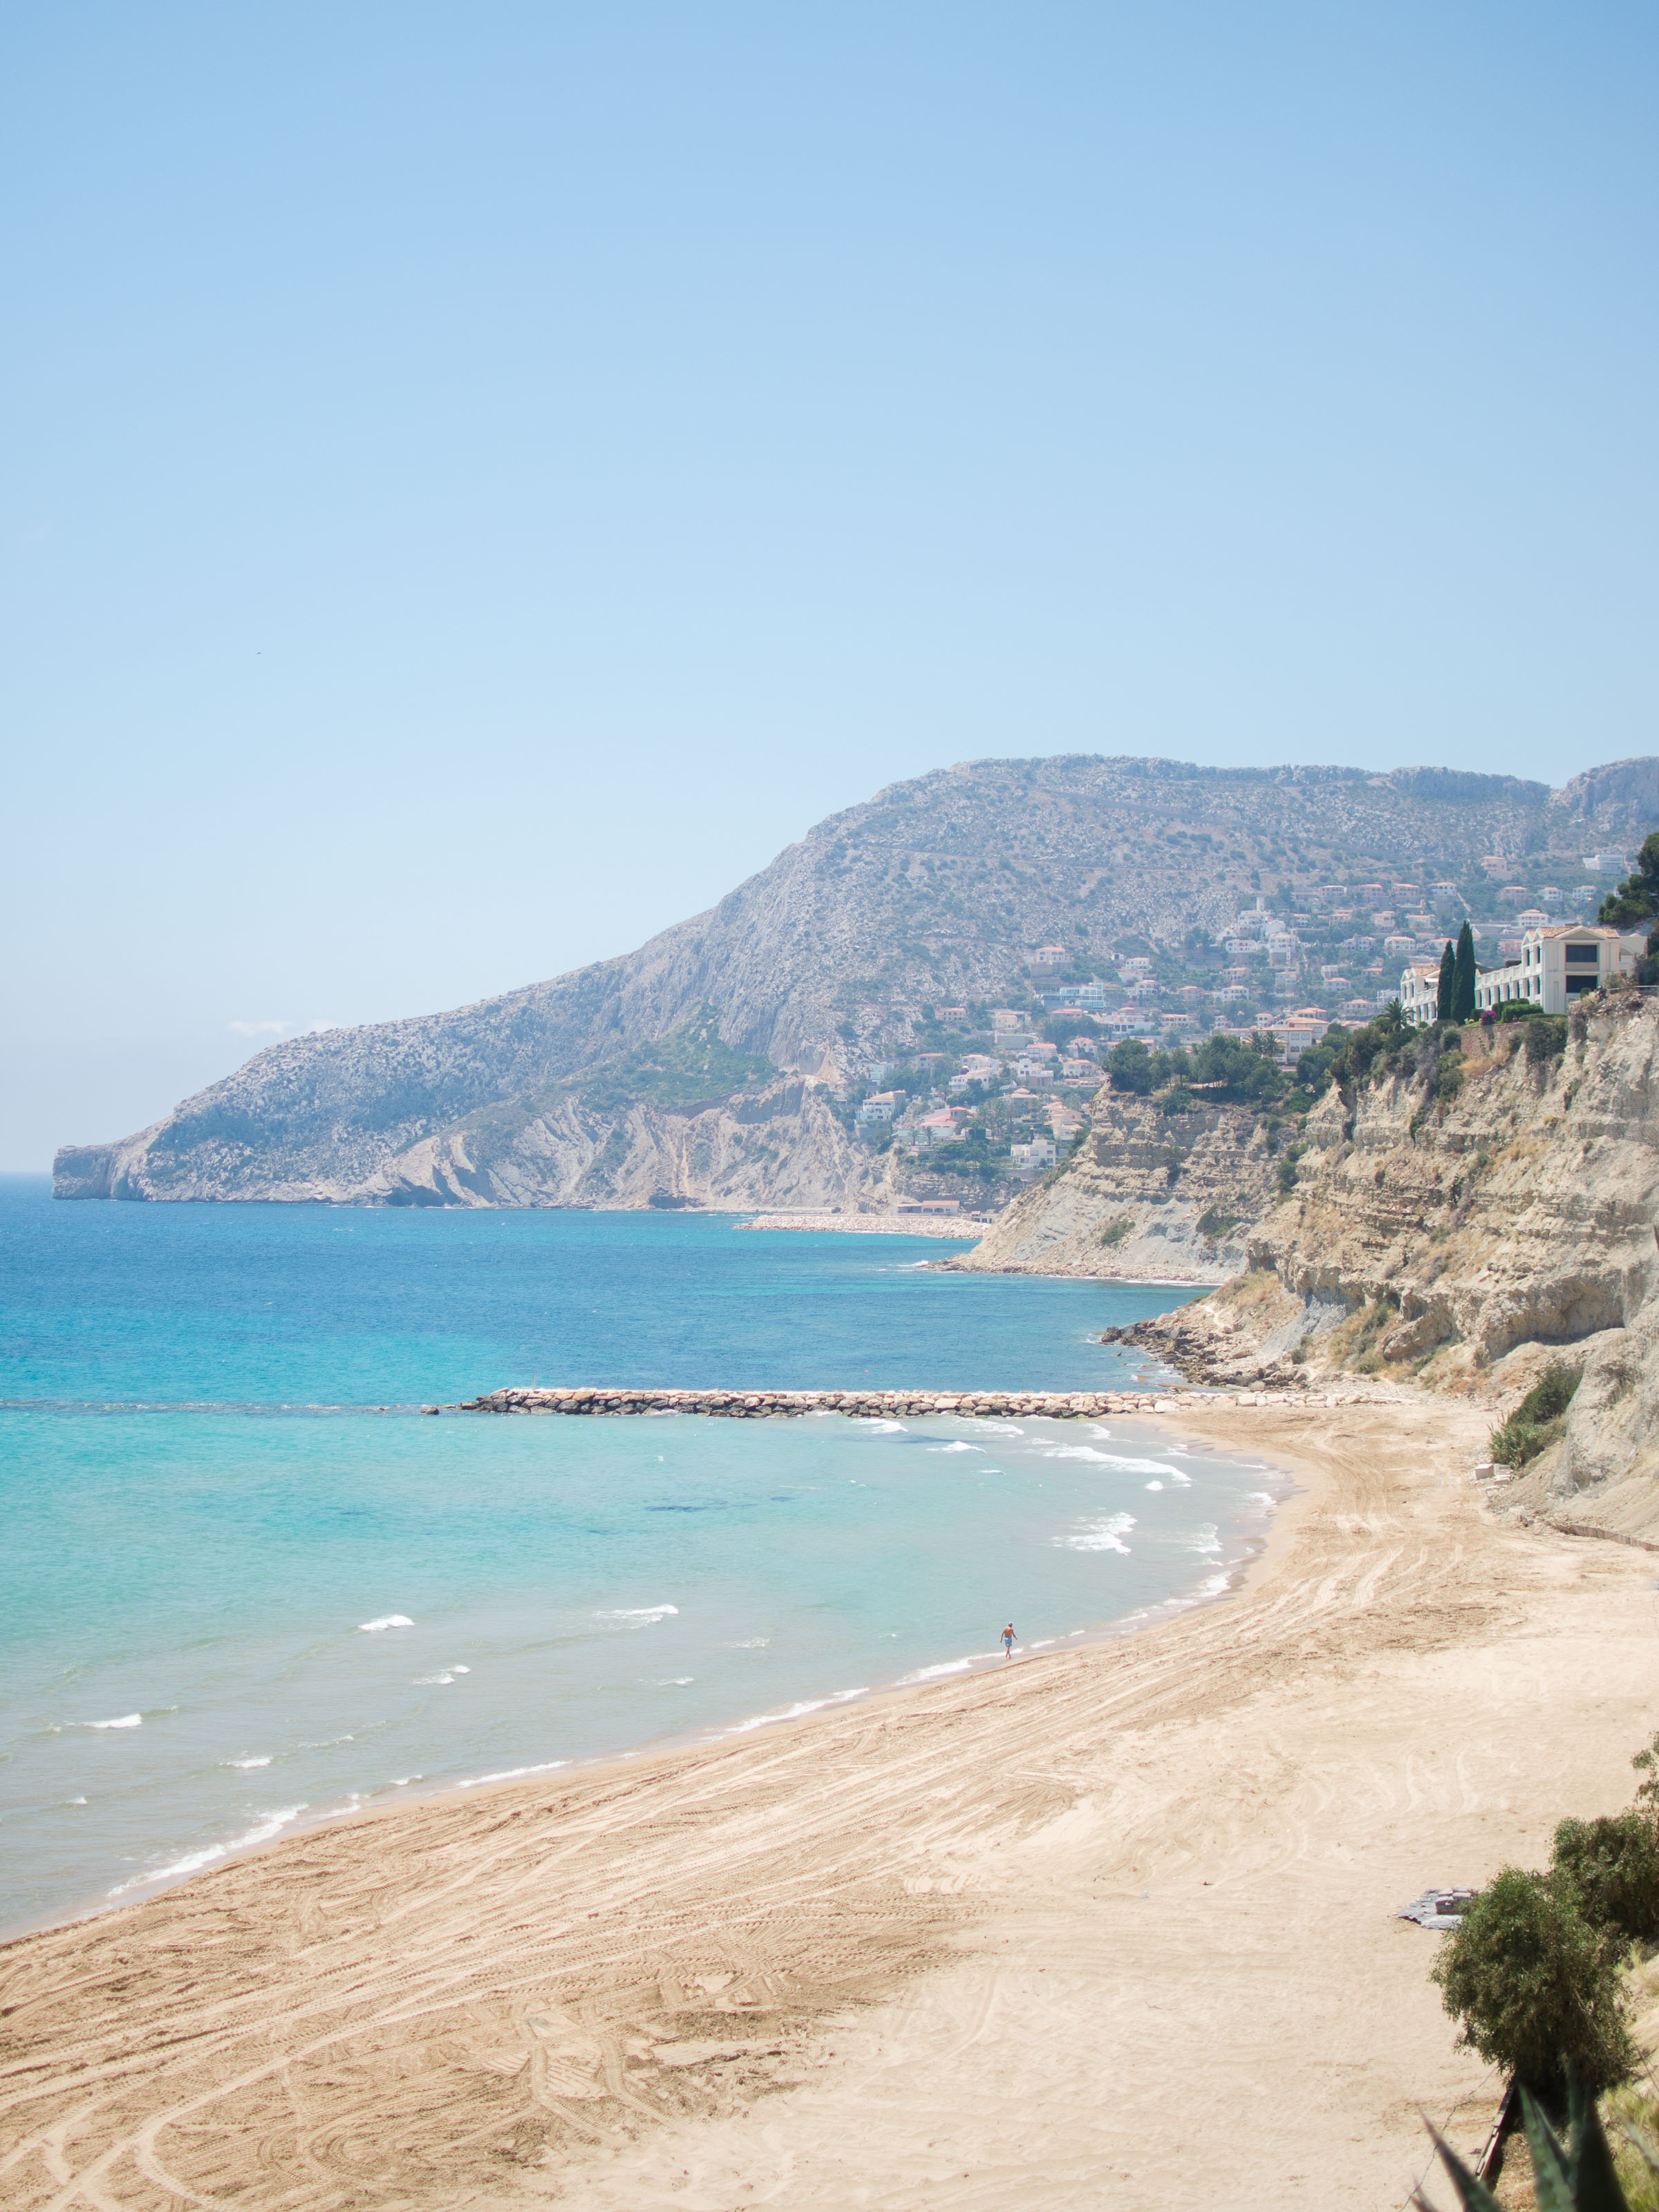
[1490,1363,1583,1468]
[1600,832,1659,932]
[558,1006,776,1117]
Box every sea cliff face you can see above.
[947,1096,1277,1283]
[1081,998,1659,1519]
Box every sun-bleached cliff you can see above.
[946,1094,1279,1283]
[1101,995,1659,1528]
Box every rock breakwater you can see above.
[447,1383,1394,1417]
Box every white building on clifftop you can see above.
[1472,925,1643,1015]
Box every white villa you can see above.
[1401,926,1646,1023]
[1472,924,1644,1014]
[1398,962,1444,1025]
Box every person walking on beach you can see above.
[1002,1623,1016,1659]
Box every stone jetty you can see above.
[442,1385,1385,1418]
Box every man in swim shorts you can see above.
[1002,1623,1016,1658]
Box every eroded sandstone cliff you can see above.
[1100,997,1659,1525]
[947,1095,1278,1283]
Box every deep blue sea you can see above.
[0,1175,1283,1936]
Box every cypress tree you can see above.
[1436,939,1455,1022]
[1452,920,1477,1022]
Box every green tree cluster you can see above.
[1432,1736,1659,2110]
[1599,833,1659,932]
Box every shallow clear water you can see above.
[0,1177,1282,1935]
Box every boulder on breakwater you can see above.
[442,1385,1381,1417]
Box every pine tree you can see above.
[1599,832,1659,930]
[1436,940,1456,1022]
[1452,921,1477,1022]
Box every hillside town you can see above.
[840,846,1652,1197]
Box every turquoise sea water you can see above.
[0,1177,1281,1936]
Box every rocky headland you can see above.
[54,753,1656,1211]
[978,991,1659,1536]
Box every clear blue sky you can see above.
[4,2,1655,1166]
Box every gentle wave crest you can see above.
[1058,1512,1136,1554]
[109,1804,310,1895]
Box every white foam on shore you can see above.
[85,1714,142,1730]
[1059,1512,1136,1554]
[729,1687,869,1733]
[109,1804,310,1895]
[897,1658,977,1683]
[1145,1480,1164,1490]
[357,1615,413,1632]
[859,1418,907,1432]
[597,1604,679,1622]
[458,1761,568,1788]
[1185,1524,1223,1556]
[928,1441,983,1454]
[223,1756,271,1770]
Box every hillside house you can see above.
[1398,964,1443,1024]
[856,1091,901,1123]
[1472,925,1644,1014]
[1029,945,1067,968]
[901,1108,964,1151]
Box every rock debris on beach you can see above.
[442,1385,1390,1416]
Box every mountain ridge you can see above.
[55,751,1658,1206]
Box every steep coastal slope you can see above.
[1071,996,1659,1527]
[950,1095,1277,1283]
[56,754,1658,1206]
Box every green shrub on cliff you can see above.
[1490,1362,1582,1468]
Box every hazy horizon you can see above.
[6,4,1656,1167]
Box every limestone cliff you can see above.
[947,1096,1278,1283]
[1115,995,1659,1526]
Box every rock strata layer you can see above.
[1101,997,1659,1527]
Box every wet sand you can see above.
[4,1399,1656,2211]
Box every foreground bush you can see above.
[1418,2072,1631,2210]
[1432,1867,1634,2101]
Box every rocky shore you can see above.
[445,1382,1397,1417]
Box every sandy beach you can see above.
[5,1399,1658,2211]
